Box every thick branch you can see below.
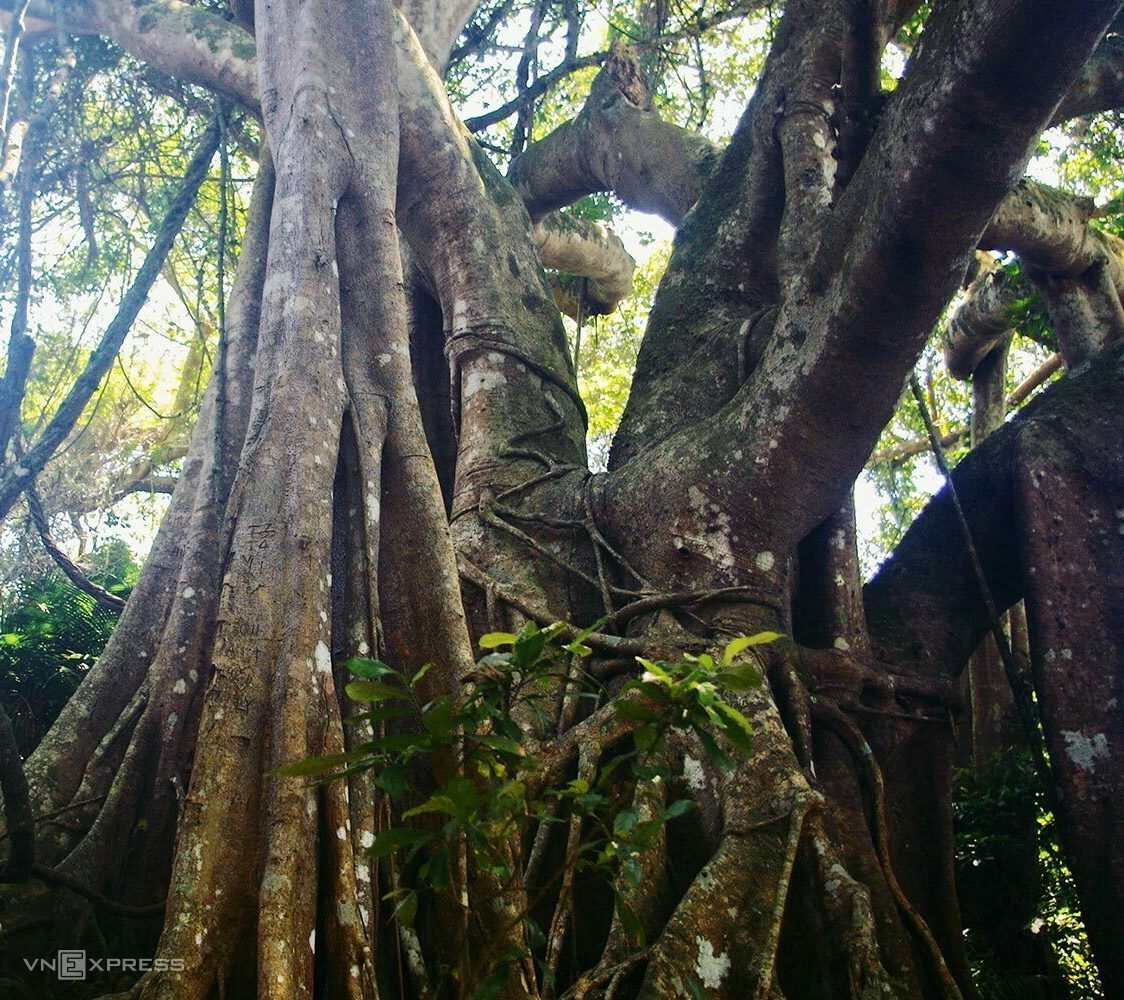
[533,212,635,316]
[982,177,1124,282]
[398,0,482,73]
[79,0,256,109]
[605,0,1123,588]
[865,340,1123,677]
[508,42,720,225]
[942,262,1025,379]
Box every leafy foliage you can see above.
[955,751,1102,998]
[0,542,135,752]
[276,622,773,996]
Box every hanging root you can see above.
[811,700,963,1000]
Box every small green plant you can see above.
[954,749,1102,997]
[277,622,777,997]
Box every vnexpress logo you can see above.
[57,950,86,981]
[24,951,185,980]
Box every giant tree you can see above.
[0,1,1122,998]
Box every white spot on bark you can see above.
[182,587,196,600]
[358,641,370,655]
[174,679,187,695]
[309,930,316,953]
[315,641,332,675]
[755,550,776,572]
[350,965,360,979]
[1062,731,1109,773]
[361,831,374,849]
[694,937,731,989]
[682,756,706,791]
[465,369,507,397]
[356,862,370,882]
[337,826,348,841]
[833,636,851,651]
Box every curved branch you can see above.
[25,485,127,612]
[982,177,1124,281]
[508,42,719,225]
[942,262,1024,379]
[533,212,635,316]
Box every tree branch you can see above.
[0,118,220,522]
[533,212,635,316]
[25,485,126,612]
[508,41,719,225]
[603,0,1123,587]
[398,0,483,73]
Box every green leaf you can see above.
[368,731,429,753]
[392,889,418,928]
[715,660,763,691]
[410,661,434,688]
[615,896,646,946]
[421,847,450,887]
[345,657,396,679]
[695,727,734,771]
[421,695,455,737]
[615,700,660,723]
[634,724,659,752]
[613,809,639,836]
[662,799,695,821]
[345,679,407,703]
[367,826,428,859]
[475,734,527,758]
[402,795,460,820]
[479,632,517,649]
[713,701,754,753]
[722,632,784,665]
[372,763,409,799]
[346,704,411,726]
[270,750,364,778]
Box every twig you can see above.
[25,483,126,611]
